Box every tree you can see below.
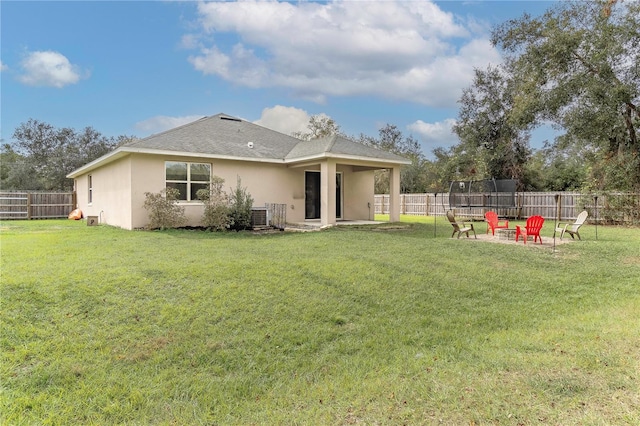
[8,119,131,190]
[536,142,589,191]
[452,65,532,189]
[292,115,343,140]
[359,124,428,193]
[427,145,478,192]
[491,0,640,190]
[0,144,41,190]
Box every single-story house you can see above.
[67,113,411,230]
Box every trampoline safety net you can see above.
[449,179,517,209]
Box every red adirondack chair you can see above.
[484,211,509,235]
[516,215,545,244]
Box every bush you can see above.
[600,192,640,225]
[143,187,186,230]
[228,176,253,231]
[197,176,231,231]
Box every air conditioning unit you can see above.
[251,207,270,228]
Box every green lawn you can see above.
[1,218,639,425]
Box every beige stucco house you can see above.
[67,113,410,230]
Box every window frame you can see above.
[165,161,211,202]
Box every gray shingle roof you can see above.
[288,134,411,162]
[124,113,410,164]
[68,113,411,178]
[124,114,301,160]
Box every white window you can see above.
[165,162,211,201]
[88,175,93,204]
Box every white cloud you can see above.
[180,34,200,50]
[0,61,7,72]
[135,115,204,135]
[408,118,459,152]
[189,44,268,88]
[187,0,501,107]
[254,106,313,136]
[18,50,85,88]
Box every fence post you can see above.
[27,193,32,220]
[554,194,561,252]
[593,195,598,240]
[556,193,562,222]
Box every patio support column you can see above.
[389,167,401,222]
[320,159,336,227]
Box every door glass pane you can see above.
[305,171,320,219]
[336,174,342,218]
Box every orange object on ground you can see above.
[68,209,83,220]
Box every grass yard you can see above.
[1,217,639,425]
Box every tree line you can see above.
[1,119,131,191]
[450,0,639,194]
[2,0,637,194]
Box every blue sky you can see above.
[1,0,557,157]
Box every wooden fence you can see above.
[375,192,640,224]
[1,191,636,224]
[0,191,76,220]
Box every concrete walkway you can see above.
[284,219,384,232]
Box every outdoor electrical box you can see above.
[87,216,99,226]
